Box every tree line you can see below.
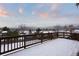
[0,24,78,37]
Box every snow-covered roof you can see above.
[2,31,8,33]
[73,30,79,33]
[32,31,36,33]
[42,31,49,33]
[19,31,30,34]
[48,31,55,33]
[58,30,70,32]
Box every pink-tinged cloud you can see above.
[33,3,61,18]
[39,12,48,19]
[0,9,8,17]
[0,4,10,17]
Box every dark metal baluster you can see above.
[63,32,65,38]
[14,38,15,49]
[22,37,24,46]
[30,36,32,44]
[41,34,43,43]
[17,37,18,48]
[64,32,66,38]
[19,37,21,47]
[57,32,58,38]
[24,36,26,48]
[0,39,1,54]
[20,37,21,47]
[50,33,52,40]
[7,39,9,51]
[21,37,22,47]
[21,37,23,47]
[11,38,12,50]
[4,39,5,52]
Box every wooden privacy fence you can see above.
[0,32,71,55]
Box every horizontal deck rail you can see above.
[0,32,72,55]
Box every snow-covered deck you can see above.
[6,38,79,56]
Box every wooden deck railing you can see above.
[0,32,72,55]
[0,32,57,55]
[71,33,79,41]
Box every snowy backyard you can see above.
[1,3,79,57]
[6,38,79,56]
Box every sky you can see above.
[0,3,79,27]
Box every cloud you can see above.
[0,3,78,27]
[36,4,45,8]
[31,4,49,16]
[32,10,36,15]
[0,4,10,17]
[50,3,60,11]
[32,3,61,18]
[18,7,24,14]
[0,8,8,17]
[48,3,61,18]
[39,12,48,19]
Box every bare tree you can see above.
[68,25,74,33]
[36,28,41,34]
[53,25,61,32]
[18,24,27,34]
[63,25,68,31]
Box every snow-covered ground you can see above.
[7,38,79,56]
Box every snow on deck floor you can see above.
[7,38,79,56]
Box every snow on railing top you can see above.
[73,30,79,33]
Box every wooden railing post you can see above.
[56,32,58,38]
[70,32,72,39]
[24,36,26,49]
[63,32,65,38]
[54,32,57,38]
[0,39,1,55]
[50,33,52,40]
[41,33,43,43]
